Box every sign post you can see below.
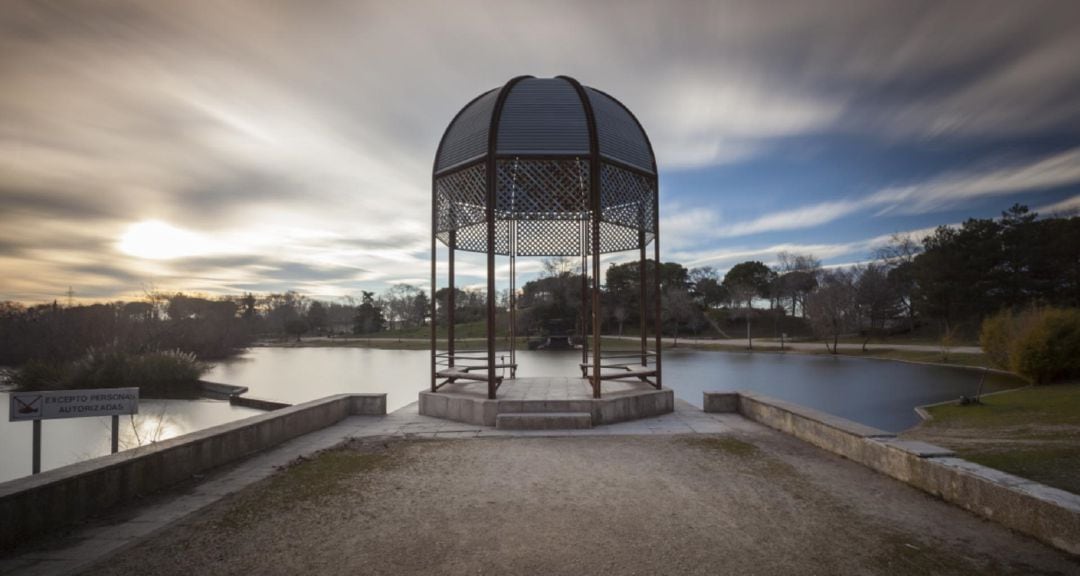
[111,414,120,454]
[32,420,41,475]
[9,388,139,475]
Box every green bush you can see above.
[980,307,1080,384]
[16,347,206,398]
[980,309,1014,370]
[1013,309,1080,384]
[10,360,67,391]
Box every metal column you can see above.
[653,179,663,389]
[639,229,647,367]
[448,231,456,367]
[429,180,437,392]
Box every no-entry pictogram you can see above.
[12,394,42,416]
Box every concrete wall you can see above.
[198,380,248,400]
[350,394,387,416]
[704,391,1080,556]
[230,395,292,411]
[0,393,386,551]
[702,392,739,414]
[418,388,673,426]
[594,389,673,424]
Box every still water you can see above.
[205,347,1019,432]
[0,392,261,483]
[0,347,1020,482]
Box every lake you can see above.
[205,347,1018,432]
[0,347,1020,482]
[0,392,261,483]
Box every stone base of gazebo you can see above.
[418,377,674,429]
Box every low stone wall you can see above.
[230,395,291,411]
[0,393,387,551]
[198,380,248,400]
[704,391,1080,556]
[701,392,738,414]
[350,394,387,416]
[419,388,673,426]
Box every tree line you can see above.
[2,203,1075,368]
[489,203,1079,349]
[0,284,432,366]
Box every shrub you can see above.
[10,360,67,391]
[980,307,1080,384]
[1012,309,1080,384]
[16,347,206,398]
[127,349,206,398]
[980,309,1013,370]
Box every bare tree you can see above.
[775,251,821,317]
[874,233,920,266]
[382,284,421,330]
[805,268,857,353]
[661,288,695,347]
[854,263,901,351]
[542,256,577,278]
[874,233,921,331]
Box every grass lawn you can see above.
[265,327,996,368]
[674,339,995,369]
[830,348,994,369]
[906,382,1080,495]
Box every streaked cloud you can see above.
[716,200,865,239]
[1035,194,1080,216]
[1,0,1079,301]
[869,148,1080,215]
[673,226,941,274]
[666,147,1080,246]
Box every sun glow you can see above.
[117,220,221,260]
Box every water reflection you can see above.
[1,346,1021,484]
[207,347,1021,432]
[0,394,260,483]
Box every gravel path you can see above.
[87,431,1077,576]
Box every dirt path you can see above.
[86,431,1077,576]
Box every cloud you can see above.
[868,147,1080,215]
[665,147,1080,245]
[716,200,866,238]
[2,0,1080,301]
[1035,194,1080,216]
[647,75,842,168]
[671,226,941,273]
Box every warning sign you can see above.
[8,388,139,422]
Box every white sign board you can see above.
[9,388,139,422]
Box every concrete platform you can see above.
[419,377,674,427]
[496,412,592,430]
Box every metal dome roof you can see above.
[434,76,656,175]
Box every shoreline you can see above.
[250,335,1000,373]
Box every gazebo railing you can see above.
[578,350,658,389]
[434,350,517,391]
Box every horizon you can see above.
[3,1,1080,305]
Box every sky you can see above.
[2,0,1080,304]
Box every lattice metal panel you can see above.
[435,163,487,234]
[599,163,656,233]
[516,219,586,256]
[435,160,655,255]
[453,220,510,255]
[496,158,589,220]
[597,221,643,253]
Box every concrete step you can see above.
[496,412,593,430]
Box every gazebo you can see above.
[429,75,661,400]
